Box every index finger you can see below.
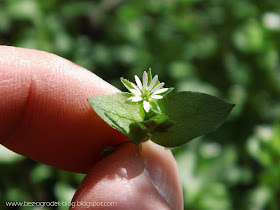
[0,46,127,173]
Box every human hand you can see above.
[0,46,183,209]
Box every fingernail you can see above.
[140,141,184,210]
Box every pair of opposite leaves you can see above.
[88,85,234,148]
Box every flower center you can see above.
[142,89,151,101]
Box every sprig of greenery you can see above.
[89,69,234,148]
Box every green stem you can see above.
[102,140,132,157]
[114,140,132,147]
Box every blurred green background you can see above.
[0,0,280,209]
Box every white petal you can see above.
[131,82,141,92]
[149,75,158,90]
[142,71,148,90]
[151,82,165,93]
[153,88,168,95]
[129,89,141,95]
[131,96,143,102]
[151,94,163,99]
[143,101,150,112]
[134,75,143,90]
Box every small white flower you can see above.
[123,70,170,112]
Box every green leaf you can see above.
[148,68,161,86]
[142,114,175,132]
[120,77,134,91]
[150,91,235,147]
[149,100,162,114]
[89,91,234,148]
[88,92,148,145]
[147,68,153,84]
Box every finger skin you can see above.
[71,141,183,210]
[0,46,126,173]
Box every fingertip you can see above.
[0,46,125,172]
[71,142,183,209]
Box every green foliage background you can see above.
[1,0,280,209]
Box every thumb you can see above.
[70,141,183,209]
